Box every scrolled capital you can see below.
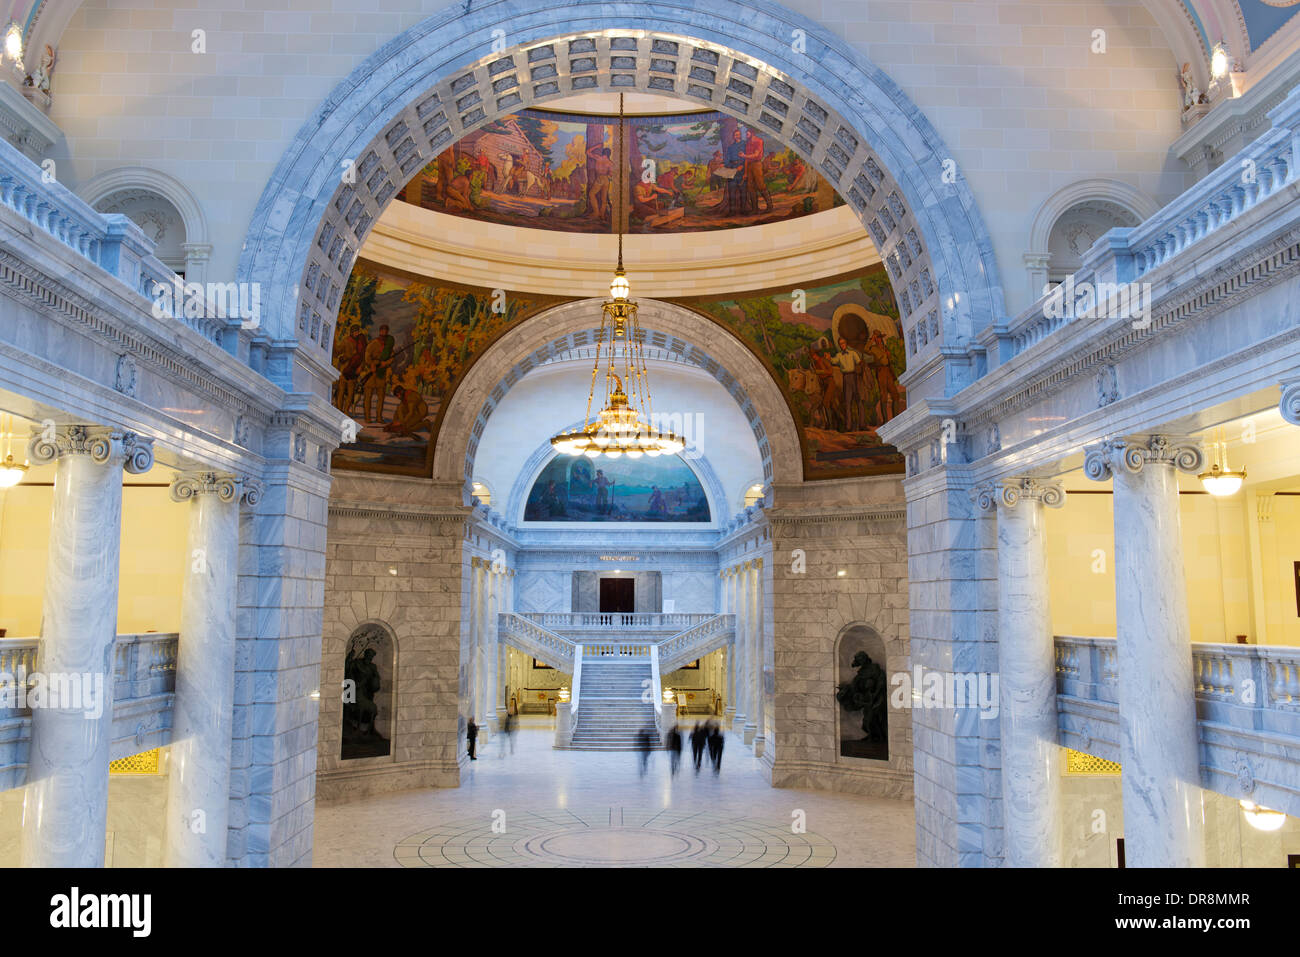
[27,424,153,474]
[1281,379,1300,427]
[972,477,1065,510]
[169,471,259,506]
[1083,435,1203,480]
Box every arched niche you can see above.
[341,621,396,760]
[79,166,211,280]
[834,622,889,761]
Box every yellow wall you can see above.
[0,485,188,637]
[1048,491,1300,646]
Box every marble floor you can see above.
[313,719,916,867]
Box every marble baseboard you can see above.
[771,759,914,800]
[316,759,461,803]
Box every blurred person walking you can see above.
[665,723,683,776]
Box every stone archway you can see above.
[239,0,1004,404]
[432,298,803,497]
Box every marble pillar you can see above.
[749,559,765,756]
[1085,435,1206,867]
[742,561,758,745]
[722,569,736,724]
[484,564,500,731]
[164,471,260,868]
[732,565,749,734]
[974,478,1065,867]
[21,425,153,868]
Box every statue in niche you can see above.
[342,627,391,759]
[836,651,888,760]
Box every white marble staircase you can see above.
[566,658,663,751]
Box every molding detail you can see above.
[1083,435,1204,481]
[114,353,138,397]
[1095,363,1119,407]
[971,477,1065,511]
[27,424,154,473]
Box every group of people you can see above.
[654,722,726,776]
[790,332,905,434]
[333,322,432,437]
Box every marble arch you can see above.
[432,298,803,497]
[237,0,1006,402]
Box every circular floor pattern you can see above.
[394,806,837,868]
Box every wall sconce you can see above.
[1210,41,1232,80]
[0,415,28,488]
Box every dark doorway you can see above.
[600,578,635,613]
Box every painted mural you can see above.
[523,454,711,523]
[331,260,568,474]
[398,109,841,234]
[671,265,906,478]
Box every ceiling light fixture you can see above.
[1239,799,1286,832]
[0,415,28,489]
[549,93,684,461]
[1198,428,1245,497]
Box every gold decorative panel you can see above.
[1065,749,1121,775]
[109,748,160,775]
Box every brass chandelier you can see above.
[549,95,685,460]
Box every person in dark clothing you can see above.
[466,716,478,760]
[638,724,655,776]
[665,723,683,776]
[707,722,724,774]
[689,722,708,772]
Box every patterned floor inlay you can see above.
[394,806,836,868]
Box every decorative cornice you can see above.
[1281,378,1300,427]
[328,503,468,525]
[765,506,907,526]
[28,424,154,474]
[1083,435,1205,481]
[169,471,262,507]
[971,477,1065,511]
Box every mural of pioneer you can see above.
[397,109,841,234]
[672,265,906,479]
[523,453,711,523]
[331,261,568,474]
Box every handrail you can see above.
[659,614,736,673]
[0,632,178,717]
[497,613,576,669]
[519,612,714,630]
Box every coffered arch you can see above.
[238,0,1006,404]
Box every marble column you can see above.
[749,559,765,756]
[164,471,260,868]
[974,478,1065,867]
[471,558,487,733]
[1085,435,1206,867]
[480,561,493,733]
[742,560,758,745]
[722,569,736,724]
[731,565,749,734]
[21,425,153,867]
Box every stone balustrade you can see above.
[1000,83,1300,363]
[519,612,715,631]
[1054,635,1300,818]
[0,632,179,791]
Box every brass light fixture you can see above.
[0,414,28,489]
[549,94,685,460]
[1198,427,1245,497]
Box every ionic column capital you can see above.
[1281,379,1300,427]
[971,477,1065,511]
[169,471,261,507]
[1083,435,1204,481]
[28,424,155,474]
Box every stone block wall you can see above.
[762,498,914,800]
[315,478,470,803]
